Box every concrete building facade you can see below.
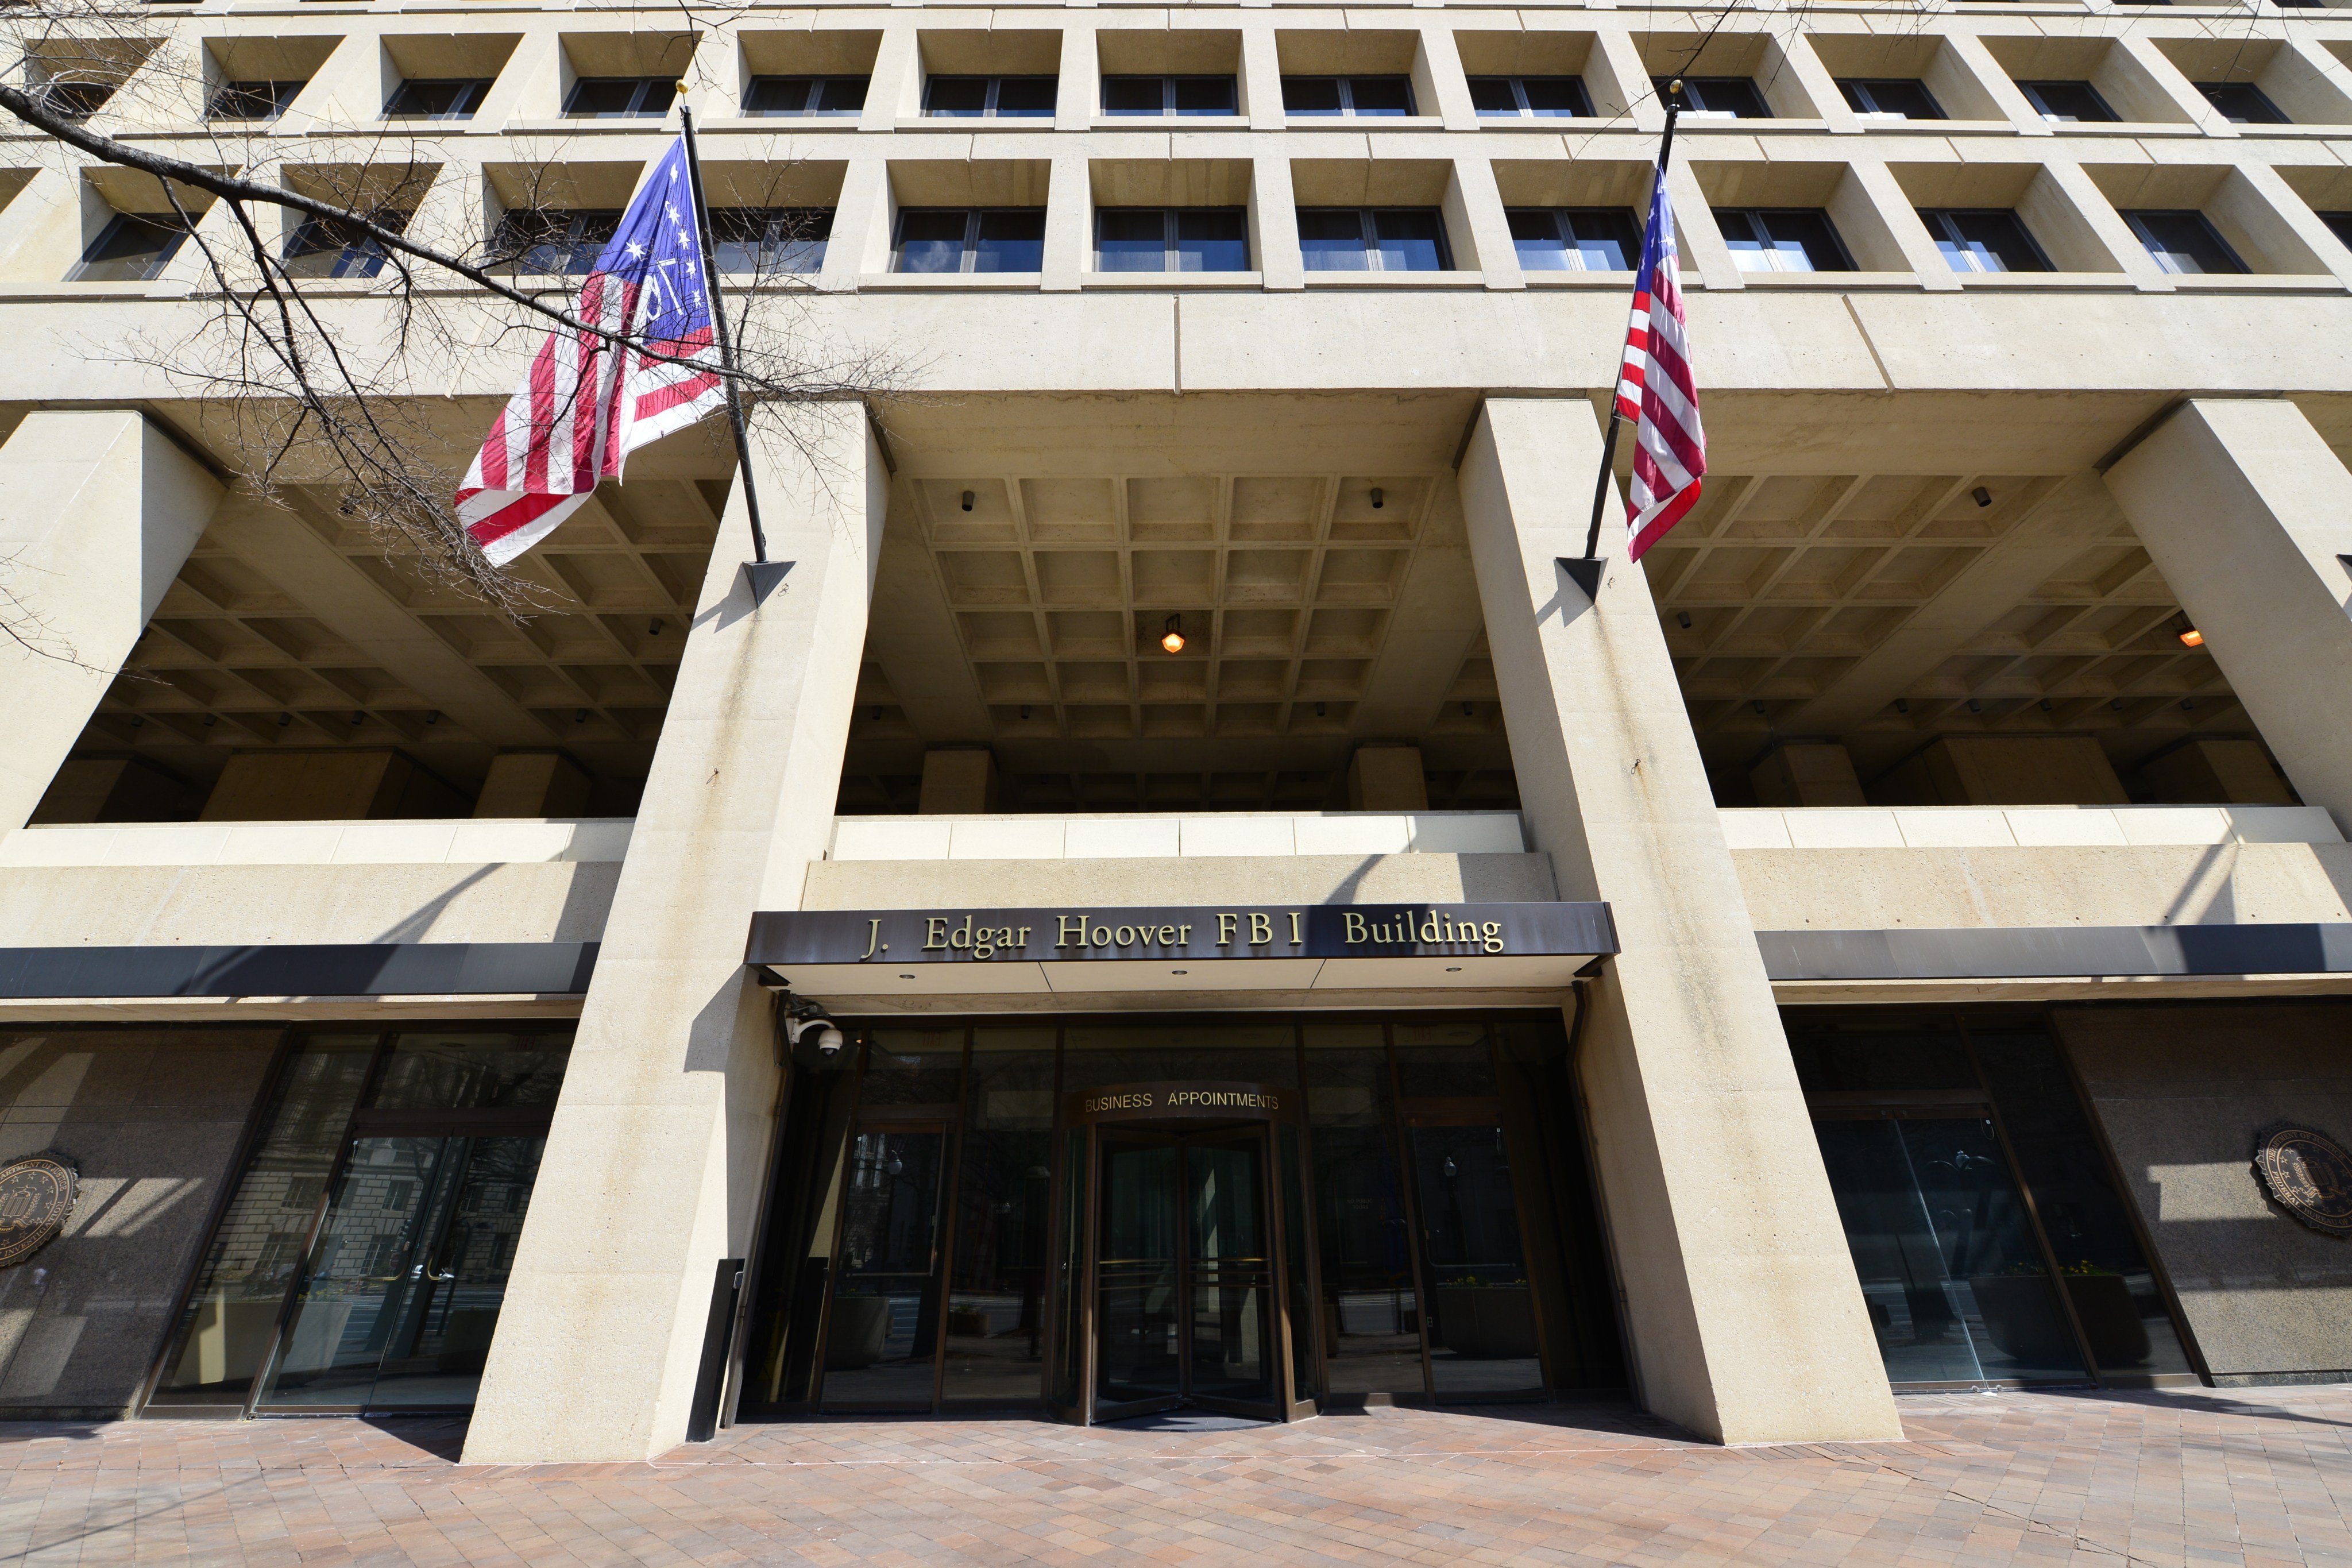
[3,0,2352,1461]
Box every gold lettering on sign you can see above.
[925,917,949,951]
[1057,915,1085,949]
[1217,913,1238,946]
[859,919,883,961]
[1345,912,1366,944]
[1249,913,1272,945]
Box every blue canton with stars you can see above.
[591,136,712,342]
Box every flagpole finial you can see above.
[677,80,690,95]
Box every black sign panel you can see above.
[745,902,1616,967]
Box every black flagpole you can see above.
[677,96,770,566]
[1580,80,1685,569]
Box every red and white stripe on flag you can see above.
[1613,167,1705,562]
[457,136,729,567]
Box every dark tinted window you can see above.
[2193,82,2288,123]
[71,213,189,281]
[1508,207,1641,271]
[1664,75,1771,117]
[1713,207,1854,271]
[208,79,304,120]
[384,78,491,119]
[565,76,677,118]
[1838,78,1944,119]
[710,206,832,273]
[367,1030,573,1109]
[2018,79,2117,122]
[1920,208,2052,273]
[2123,209,2247,275]
[1281,75,1413,115]
[744,75,867,115]
[491,208,623,274]
[284,213,412,279]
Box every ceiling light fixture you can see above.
[1972,486,1992,508]
[1370,487,1385,510]
[2174,613,2204,648]
[1160,615,1186,654]
[960,490,975,513]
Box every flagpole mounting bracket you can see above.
[1558,556,1605,602]
[743,560,794,605]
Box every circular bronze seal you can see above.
[2253,1123,2352,1239]
[0,1155,76,1268]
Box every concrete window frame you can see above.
[863,159,1053,288]
[1629,29,1832,125]
[2146,37,2352,130]
[199,37,341,128]
[1806,33,2013,129]
[1689,158,1918,281]
[1977,36,2208,132]
[1886,160,2134,279]
[1093,29,1246,127]
[1489,155,1652,285]
[1288,158,1483,281]
[1454,29,1639,123]
[732,29,880,121]
[1273,30,1449,128]
[1082,159,1261,286]
[902,29,1063,125]
[546,31,696,129]
[2082,161,2338,280]
[372,33,522,125]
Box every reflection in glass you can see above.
[1814,1116,2087,1384]
[1409,1124,1542,1394]
[943,1036,1055,1401]
[1096,1138,1180,1408]
[1393,1025,1497,1098]
[151,1039,375,1405]
[368,1032,570,1109]
[1185,1136,1273,1405]
[1971,1029,2193,1376]
[256,1134,547,1409]
[1306,1034,1422,1395]
[823,1129,949,1404]
[860,1032,964,1105]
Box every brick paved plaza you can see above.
[3,1385,2350,1567]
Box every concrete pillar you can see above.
[463,407,887,1463]
[1455,397,1901,1445]
[0,411,222,833]
[2105,399,2352,829]
[918,747,998,813]
[1346,744,1428,810]
[1748,743,1864,808]
[474,751,593,817]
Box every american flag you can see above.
[1613,167,1705,562]
[457,136,728,566]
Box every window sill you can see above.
[1082,271,1264,288]
[859,272,1042,289]
[700,114,863,131]
[1302,271,1484,287]
[502,117,676,135]
[2165,272,2344,292]
[1282,115,1445,130]
[1090,115,1250,130]
[1521,271,1637,287]
[1862,119,2015,135]
[1951,271,2137,289]
[2041,121,2200,136]
[1730,270,1923,289]
[895,116,1059,130]
[1475,117,1604,129]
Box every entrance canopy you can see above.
[746,901,1617,999]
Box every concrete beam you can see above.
[1457,396,1902,1446]
[2106,398,2352,829]
[0,411,222,832]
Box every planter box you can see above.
[1428,1285,1536,1360]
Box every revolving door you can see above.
[1052,1083,1312,1424]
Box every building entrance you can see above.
[737,1015,1628,1424]
[1060,1084,1302,1422]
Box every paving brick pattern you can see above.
[3,1385,2350,1566]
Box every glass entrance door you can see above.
[255,1133,544,1409]
[1091,1127,1280,1421]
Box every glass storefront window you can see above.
[822,1127,951,1405]
[942,1030,1056,1403]
[860,1030,965,1106]
[1304,1026,1420,1396]
[1970,1027,2195,1377]
[1791,1007,2201,1389]
[149,1037,376,1406]
[146,1026,570,1415]
[1408,1123,1543,1395]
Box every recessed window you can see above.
[1917,208,2052,274]
[38,81,115,121]
[1101,75,1237,116]
[71,213,190,281]
[1297,207,1451,272]
[2192,82,2289,125]
[384,78,492,121]
[1094,207,1249,272]
[710,207,831,273]
[894,208,1046,273]
[1713,207,1853,272]
[2017,80,2117,123]
[283,213,412,279]
[1836,78,1944,121]
[565,77,677,119]
[743,75,868,117]
[1659,76,1770,119]
[1281,76,1415,117]
[2121,209,2247,275]
[1466,75,1592,118]
[208,79,304,121]
[1507,207,1639,271]
[491,208,623,275]
[2319,211,2352,249]
[922,76,1057,117]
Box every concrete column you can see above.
[2106,398,2352,829]
[918,747,998,813]
[1455,397,1901,1445]
[463,406,887,1463]
[0,411,222,833]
